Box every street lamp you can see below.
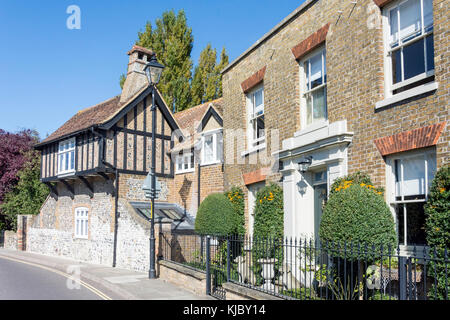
[143,54,164,279]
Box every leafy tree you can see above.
[135,9,194,112]
[424,165,450,299]
[190,45,229,107]
[0,129,39,229]
[0,150,49,230]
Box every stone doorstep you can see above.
[222,282,284,300]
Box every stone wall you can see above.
[3,231,17,250]
[158,260,207,296]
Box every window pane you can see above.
[306,95,313,125]
[216,133,223,162]
[397,202,427,245]
[402,155,426,197]
[204,135,214,162]
[70,151,75,170]
[76,220,80,236]
[399,0,421,42]
[312,87,327,122]
[392,49,402,84]
[395,159,402,198]
[310,53,323,89]
[65,152,69,171]
[403,39,425,80]
[426,35,435,71]
[389,7,399,46]
[256,115,265,139]
[84,218,88,236]
[396,204,405,245]
[305,61,310,90]
[254,89,263,114]
[423,0,433,29]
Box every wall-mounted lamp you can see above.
[298,156,313,173]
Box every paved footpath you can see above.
[0,248,212,300]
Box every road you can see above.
[0,256,107,300]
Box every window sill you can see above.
[57,171,76,178]
[200,160,222,167]
[375,82,438,109]
[241,143,266,157]
[175,168,195,175]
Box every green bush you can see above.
[252,183,284,284]
[225,186,245,235]
[319,177,397,260]
[424,165,450,300]
[194,193,238,236]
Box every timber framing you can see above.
[78,176,94,198]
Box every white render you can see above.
[275,120,353,241]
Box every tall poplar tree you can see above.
[137,9,194,112]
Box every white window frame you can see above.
[74,207,89,239]
[58,137,76,175]
[200,129,223,166]
[175,150,195,174]
[246,84,265,151]
[386,148,436,247]
[299,47,327,129]
[382,0,435,99]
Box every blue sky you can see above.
[0,0,304,140]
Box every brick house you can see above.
[29,45,224,271]
[221,0,448,251]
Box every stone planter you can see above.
[258,258,277,291]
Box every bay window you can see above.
[58,138,75,175]
[301,48,327,127]
[384,0,434,95]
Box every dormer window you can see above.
[58,138,75,175]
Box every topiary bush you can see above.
[251,183,284,284]
[424,165,450,300]
[319,176,397,260]
[194,193,238,236]
[225,186,245,235]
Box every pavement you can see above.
[0,248,213,300]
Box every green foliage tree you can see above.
[251,183,284,284]
[190,45,229,107]
[224,186,245,235]
[0,150,49,231]
[195,193,239,236]
[424,165,450,300]
[319,178,397,260]
[130,9,194,112]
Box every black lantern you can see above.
[298,156,313,173]
[144,55,165,85]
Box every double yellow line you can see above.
[0,255,112,300]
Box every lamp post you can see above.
[143,54,164,279]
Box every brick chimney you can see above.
[120,45,154,104]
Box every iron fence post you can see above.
[227,236,231,282]
[206,235,211,295]
[399,256,407,300]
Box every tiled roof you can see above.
[41,95,122,144]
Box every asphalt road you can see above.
[0,256,105,300]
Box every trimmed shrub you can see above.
[225,186,245,235]
[194,193,237,236]
[319,178,397,260]
[424,165,450,300]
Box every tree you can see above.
[190,45,229,107]
[0,150,49,230]
[0,129,40,229]
[136,9,194,112]
[424,165,450,300]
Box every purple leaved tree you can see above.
[0,129,39,204]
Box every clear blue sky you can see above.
[0,0,304,140]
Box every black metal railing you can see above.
[159,233,449,300]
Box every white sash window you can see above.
[75,207,89,239]
[247,86,265,149]
[58,138,75,175]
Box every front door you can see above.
[313,170,327,241]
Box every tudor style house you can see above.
[29,45,224,271]
[221,0,448,251]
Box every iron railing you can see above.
[159,232,449,300]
